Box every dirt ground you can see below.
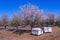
[0,26,60,40]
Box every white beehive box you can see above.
[43,27,52,33]
[32,28,43,35]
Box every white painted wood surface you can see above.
[43,27,52,33]
[32,28,43,35]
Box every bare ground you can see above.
[0,26,60,40]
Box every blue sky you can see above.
[0,0,60,17]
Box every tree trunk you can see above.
[31,25,33,29]
[16,26,18,30]
[5,26,7,29]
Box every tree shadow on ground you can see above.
[13,29,31,35]
[0,27,5,30]
[6,29,16,31]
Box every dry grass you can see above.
[0,26,60,40]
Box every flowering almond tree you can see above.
[2,13,8,29]
[48,12,55,26]
[20,4,44,28]
[55,16,60,26]
[10,12,22,30]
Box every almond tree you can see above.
[33,10,43,27]
[10,12,22,30]
[0,19,2,26]
[2,14,8,29]
[48,12,55,26]
[20,4,44,28]
[55,16,60,26]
